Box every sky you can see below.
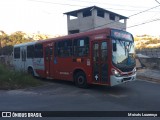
[0,0,160,36]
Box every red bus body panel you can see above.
[32,28,136,86]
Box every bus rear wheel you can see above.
[75,72,88,88]
[28,67,34,77]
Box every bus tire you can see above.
[75,71,88,88]
[28,67,34,77]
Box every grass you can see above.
[0,63,44,90]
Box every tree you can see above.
[0,31,33,55]
[0,31,9,47]
[9,31,32,45]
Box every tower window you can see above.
[97,10,104,18]
[83,11,92,17]
[110,14,115,20]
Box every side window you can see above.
[21,49,26,61]
[54,42,58,56]
[101,42,107,61]
[93,43,99,62]
[55,40,72,57]
[45,47,53,57]
[34,44,43,58]
[14,47,20,59]
[27,45,34,58]
[73,37,89,57]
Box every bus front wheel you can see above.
[75,72,88,88]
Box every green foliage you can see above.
[134,37,140,41]
[0,63,44,90]
[0,31,33,55]
[9,31,30,45]
[134,35,160,50]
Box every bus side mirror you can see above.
[113,43,117,51]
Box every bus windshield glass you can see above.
[111,30,136,72]
[112,39,136,72]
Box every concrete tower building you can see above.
[64,6,128,34]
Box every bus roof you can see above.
[14,41,37,47]
[13,28,132,47]
[37,27,113,44]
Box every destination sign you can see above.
[111,29,133,41]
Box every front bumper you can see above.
[110,73,136,86]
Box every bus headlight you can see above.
[133,68,136,74]
[112,69,121,77]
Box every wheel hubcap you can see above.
[78,76,84,84]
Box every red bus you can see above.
[13,28,136,88]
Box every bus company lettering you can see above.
[60,72,69,75]
[12,112,27,117]
[94,35,105,39]
[28,113,42,117]
[47,42,53,46]
[141,113,157,117]
[12,112,42,117]
[128,113,158,117]
[112,30,133,41]
[128,113,141,117]
[114,32,132,40]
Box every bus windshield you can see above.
[112,39,136,72]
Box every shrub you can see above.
[0,63,44,90]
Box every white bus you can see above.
[13,41,44,77]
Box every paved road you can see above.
[0,79,160,120]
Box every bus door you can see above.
[45,46,54,78]
[21,47,26,71]
[92,40,108,84]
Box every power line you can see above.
[81,4,160,32]
[155,0,160,4]
[128,4,160,17]
[28,0,160,12]
[68,0,150,8]
[123,18,160,29]
[27,0,87,7]
[27,0,160,31]
[28,0,150,8]
[28,0,160,13]
[62,0,160,31]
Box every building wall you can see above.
[94,18,126,31]
[67,12,94,34]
